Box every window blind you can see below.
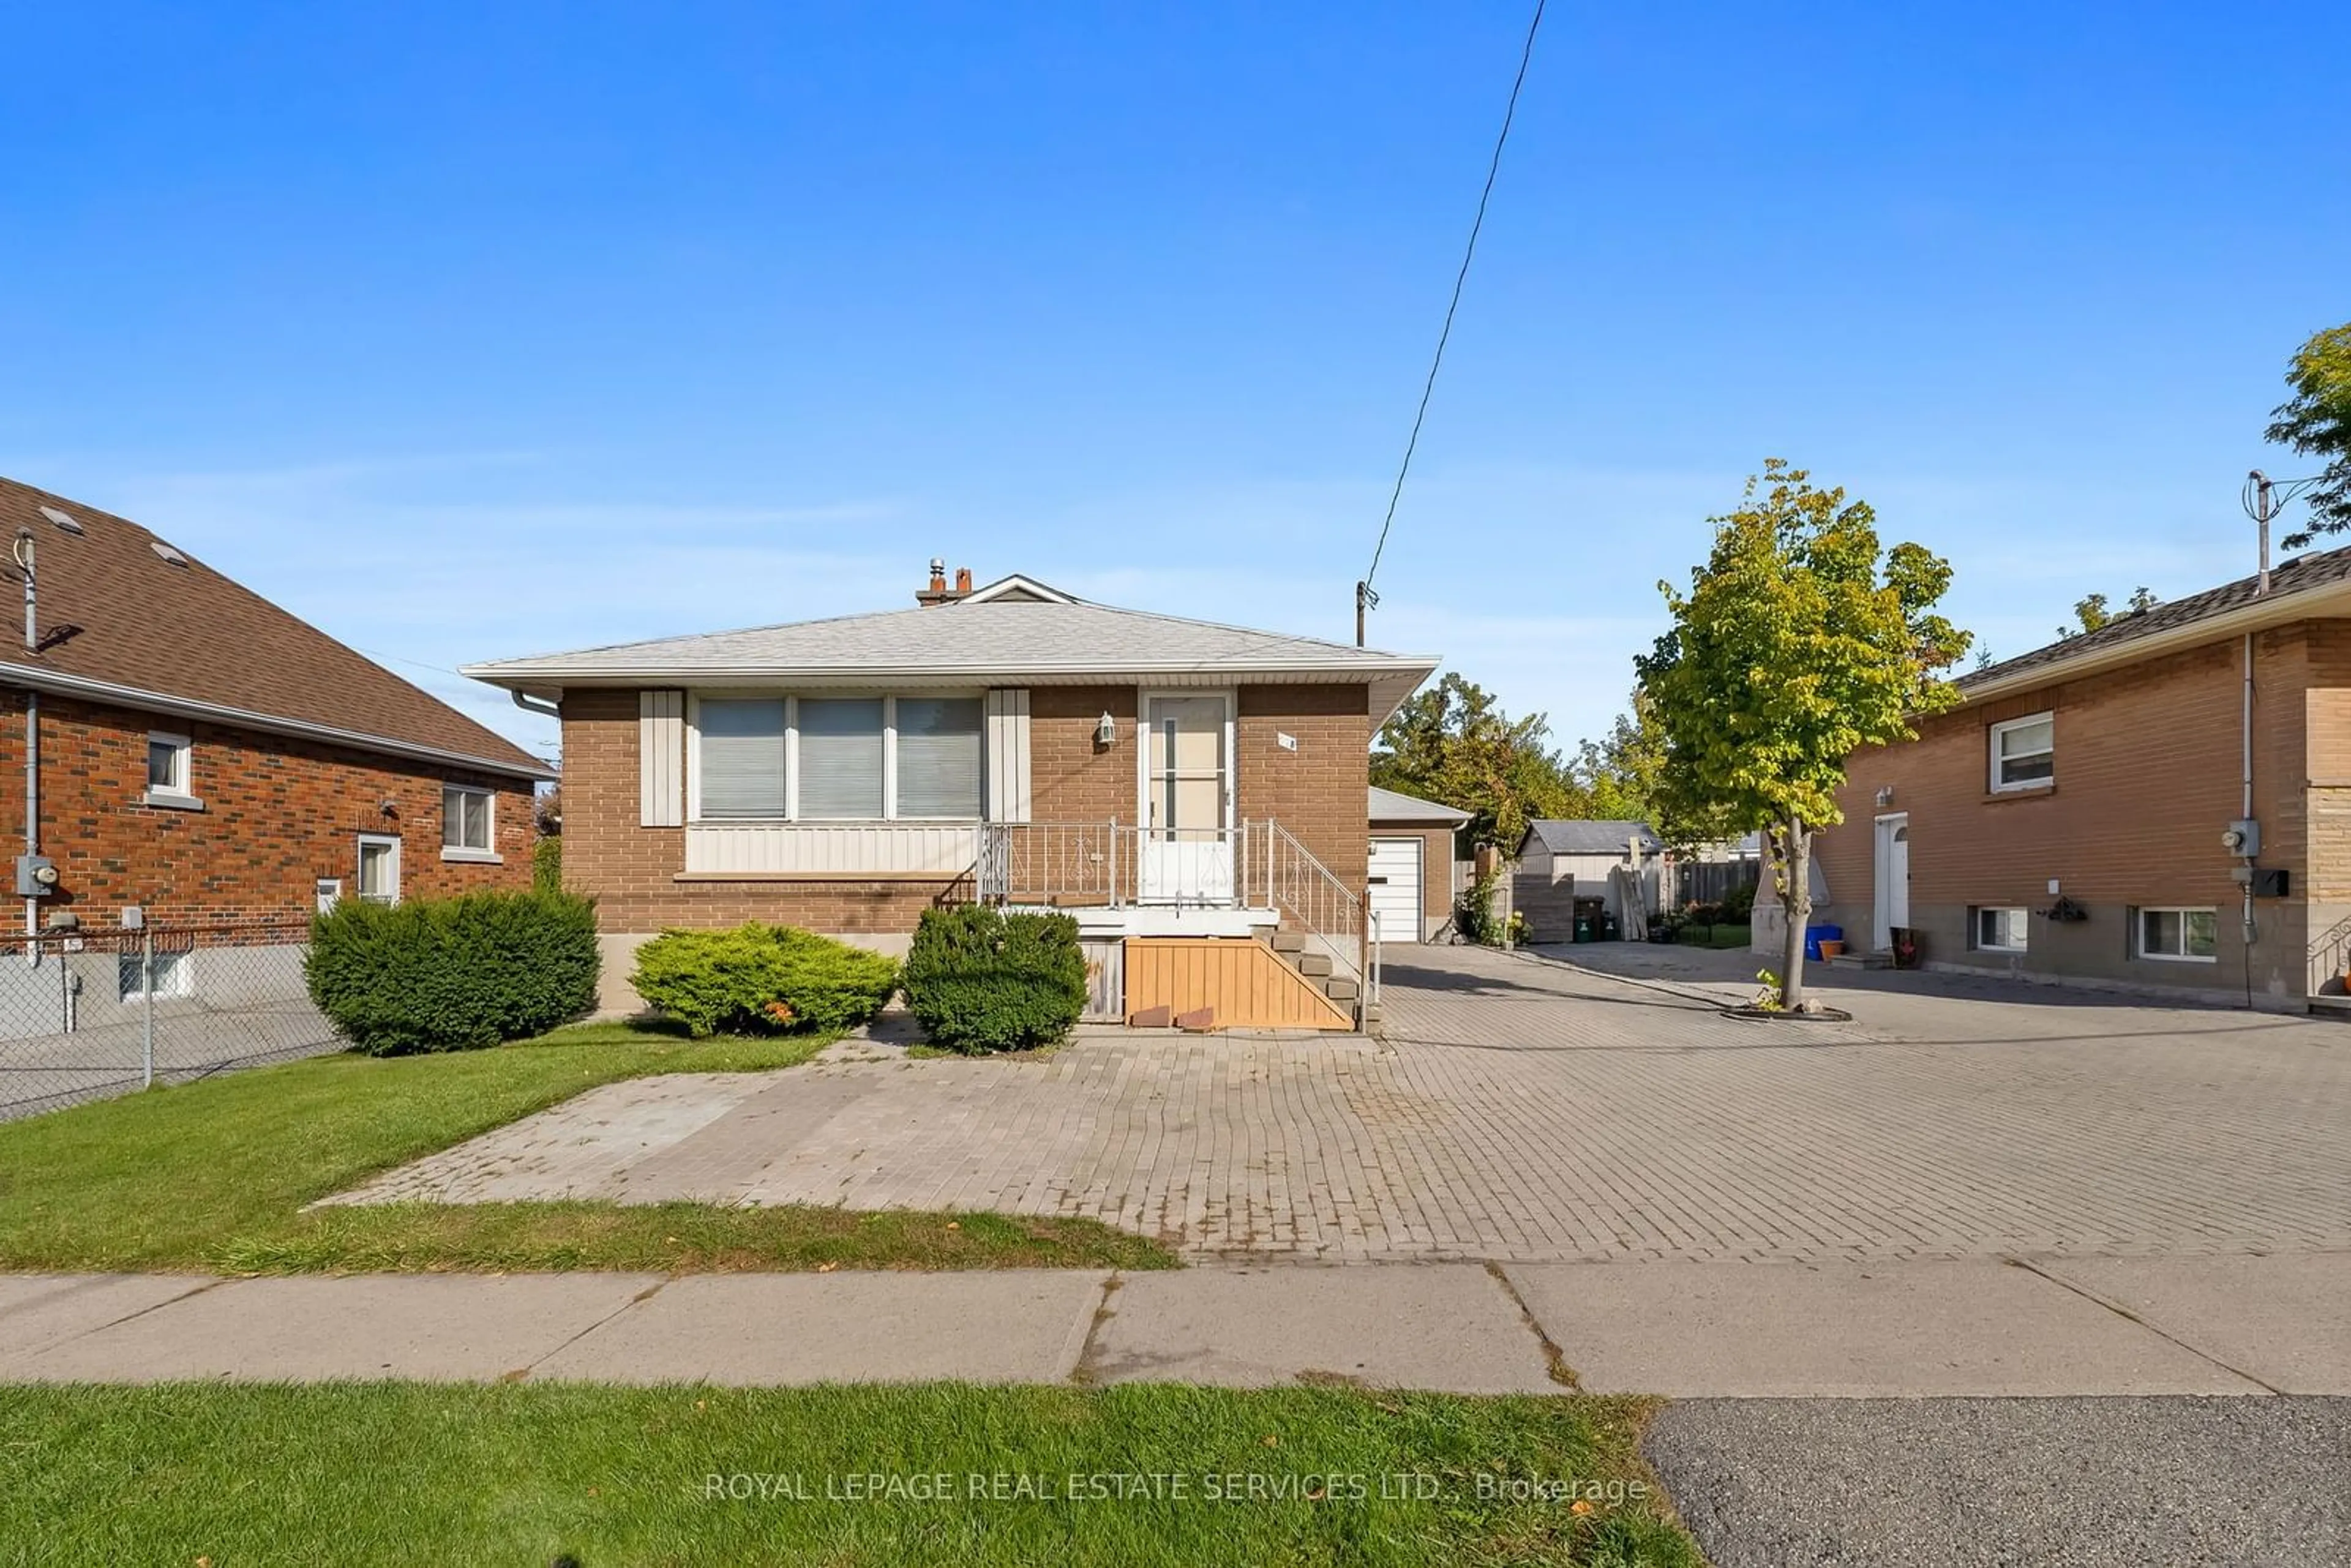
[895,697,983,819]
[797,697,885,819]
[697,699,787,819]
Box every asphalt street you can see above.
[1645,1396,2351,1568]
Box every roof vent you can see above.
[37,506,83,536]
[151,541,190,567]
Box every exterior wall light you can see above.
[1095,713,1117,748]
[1874,785,1895,808]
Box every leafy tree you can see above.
[1371,672,1576,849]
[2057,586,2156,640]
[2270,322,2351,548]
[1638,460,1971,1011]
[1571,689,1667,828]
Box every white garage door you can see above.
[1368,836,1424,944]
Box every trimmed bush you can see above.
[629,923,899,1038]
[532,835,563,894]
[901,906,1087,1054]
[305,889,601,1056]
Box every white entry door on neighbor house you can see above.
[1872,814,1910,951]
[1141,693,1233,904]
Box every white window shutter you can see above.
[639,690,684,827]
[984,689,1031,823]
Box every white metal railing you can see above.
[1264,819,1373,1016]
[976,820,1267,909]
[968,819,1379,1023]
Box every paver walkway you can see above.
[325,947,2351,1264]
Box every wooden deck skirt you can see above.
[1121,937,1352,1030]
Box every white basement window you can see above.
[688,695,984,822]
[1971,907,2029,952]
[144,732,201,809]
[117,948,194,1003]
[1988,712,2054,792]
[441,784,498,861]
[2137,907,2218,962]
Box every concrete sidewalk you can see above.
[4,1253,2346,1394]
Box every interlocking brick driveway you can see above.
[330,947,2351,1263]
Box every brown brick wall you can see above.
[1240,685,1370,896]
[1030,686,1135,825]
[0,690,533,924]
[563,681,1377,935]
[1813,623,2323,997]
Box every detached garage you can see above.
[1368,786,1471,943]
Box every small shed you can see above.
[1513,820,1663,942]
[1368,786,1472,943]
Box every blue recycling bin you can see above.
[1803,923,1842,962]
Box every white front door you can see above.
[1368,836,1423,943]
[1141,694,1232,903]
[1872,814,1909,951]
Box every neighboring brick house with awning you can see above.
[463,565,1439,1027]
[0,475,550,931]
[1813,544,2351,1010]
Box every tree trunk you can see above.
[1776,816,1812,1011]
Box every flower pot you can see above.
[1817,940,1845,961]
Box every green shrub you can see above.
[305,889,600,1056]
[1720,880,1757,921]
[532,835,563,894]
[629,923,899,1038]
[1453,868,1505,946]
[901,906,1087,1054]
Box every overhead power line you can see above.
[1358,0,1547,646]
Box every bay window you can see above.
[689,694,983,822]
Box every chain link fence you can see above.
[0,920,342,1122]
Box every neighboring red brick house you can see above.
[464,567,1438,1025]
[0,476,550,932]
[1813,546,2351,1010]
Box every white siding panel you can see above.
[985,689,1032,822]
[639,690,684,827]
[685,823,983,875]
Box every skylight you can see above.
[37,506,83,536]
[151,541,190,566]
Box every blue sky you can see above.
[4,2,2347,765]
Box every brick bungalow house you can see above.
[0,476,549,946]
[463,566,1438,1027]
[1813,544,2351,1010]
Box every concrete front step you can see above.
[1294,953,1333,978]
[1323,977,1360,1002]
[1269,931,1308,955]
[1825,951,1895,970]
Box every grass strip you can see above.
[0,1381,1700,1566]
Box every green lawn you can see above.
[0,1023,1169,1275]
[0,1382,1700,1567]
[1673,923,1753,950]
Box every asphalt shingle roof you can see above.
[465,577,1441,718]
[1523,820,1662,856]
[1964,544,2351,689]
[0,475,547,777]
[1369,785,1472,825]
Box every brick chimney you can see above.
[916,560,977,607]
[916,558,952,606]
